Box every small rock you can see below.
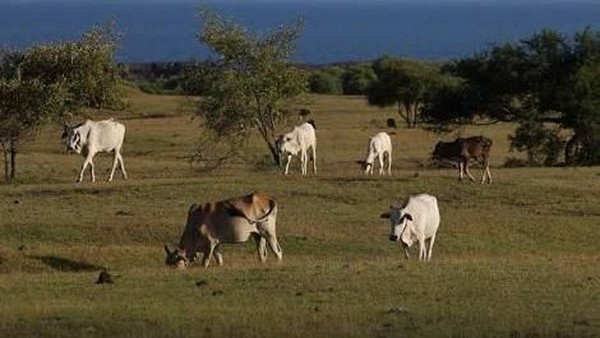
[386,306,408,314]
[96,270,115,284]
[115,210,134,217]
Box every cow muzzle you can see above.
[389,235,399,242]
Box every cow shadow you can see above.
[320,176,412,183]
[31,255,105,272]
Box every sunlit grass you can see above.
[0,92,598,337]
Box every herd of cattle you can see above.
[61,118,493,268]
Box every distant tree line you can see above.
[1,6,598,184]
[424,28,600,166]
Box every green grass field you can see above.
[0,91,598,337]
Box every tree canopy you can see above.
[424,28,600,165]
[192,8,307,166]
[367,56,447,128]
[0,25,124,182]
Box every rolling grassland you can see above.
[0,91,598,337]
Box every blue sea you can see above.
[1,1,599,64]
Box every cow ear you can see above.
[164,244,172,255]
[380,212,390,219]
[404,213,413,222]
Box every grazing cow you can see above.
[432,136,493,184]
[276,120,317,175]
[380,193,440,262]
[62,118,128,183]
[164,191,282,269]
[357,132,392,175]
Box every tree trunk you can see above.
[411,103,421,128]
[9,138,17,182]
[254,118,281,166]
[2,146,8,183]
[267,141,281,166]
[397,102,410,128]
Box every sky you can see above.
[1,0,597,3]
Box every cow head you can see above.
[164,244,189,270]
[62,125,83,154]
[381,205,413,245]
[431,141,444,161]
[355,160,372,174]
[277,136,300,156]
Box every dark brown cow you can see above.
[432,136,493,184]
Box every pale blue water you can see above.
[0,2,598,63]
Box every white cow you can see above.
[380,193,440,262]
[357,132,392,175]
[277,120,317,175]
[62,118,128,183]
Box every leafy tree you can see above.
[341,63,376,95]
[0,25,123,182]
[193,8,307,165]
[367,56,443,128]
[425,28,600,165]
[308,70,343,94]
[565,52,600,164]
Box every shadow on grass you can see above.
[31,255,105,272]
[320,176,412,183]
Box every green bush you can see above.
[341,64,376,95]
[308,71,343,94]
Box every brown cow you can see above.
[164,191,282,269]
[432,136,493,184]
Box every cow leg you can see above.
[108,152,119,182]
[117,151,128,180]
[284,155,292,175]
[78,153,95,183]
[401,243,410,260]
[458,162,464,181]
[378,155,384,175]
[77,160,89,183]
[88,159,96,182]
[482,161,492,184]
[463,161,477,183]
[418,238,427,261]
[253,234,267,263]
[301,150,308,175]
[201,243,217,268]
[427,234,436,262]
[213,244,223,266]
[265,234,283,262]
[387,151,392,175]
[311,145,317,174]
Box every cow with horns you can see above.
[62,118,128,183]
